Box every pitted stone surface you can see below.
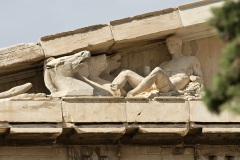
[189,100,240,122]
[0,43,44,75]
[0,99,62,123]
[126,99,189,123]
[40,25,114,57]
[62,97,126,123]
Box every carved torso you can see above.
[160,56,196,77]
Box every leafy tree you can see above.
[203,0,240,113]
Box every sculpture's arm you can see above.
[191,57,204,84]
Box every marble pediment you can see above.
[0,0,224,99]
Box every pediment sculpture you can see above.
[44,51,122,97]
[0,36,203,99]
[42,36,203,99]
[110,36,203,98]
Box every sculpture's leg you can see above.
[169,75,190,90]
[0,83,32,99]
[130,67,172,96]
[111,70,143,91]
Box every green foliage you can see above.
[209,0,240,42]
[203,0,240,113]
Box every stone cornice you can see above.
[0,97,239,145]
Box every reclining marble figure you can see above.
[44,51,94,97]
[110,36,203,97]
[0,82,32,99]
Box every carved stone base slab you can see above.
[62,97,126,123]
[126,99,188,123]
[189,100,240,122]
[0,99,62,123]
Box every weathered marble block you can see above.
[40,25,114,57]
[126,98,189,123]
[177,1,224,41]
[7,128,62,140]
[0,43,44,75]
[138,127,188,136]
[178,1,224,27]
[110,9,181,42]
[62,97,126,123]
[202,128,240,134]
[0,99,62,123]
[189,100,240,122]
[73,127,126,139]
[75,127,125,134]
[109,9,182,51]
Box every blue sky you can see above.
[0,0,198,48]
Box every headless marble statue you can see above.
[110,36,203,97]
[76,53,122,96]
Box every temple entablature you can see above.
[1,96,239,146]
